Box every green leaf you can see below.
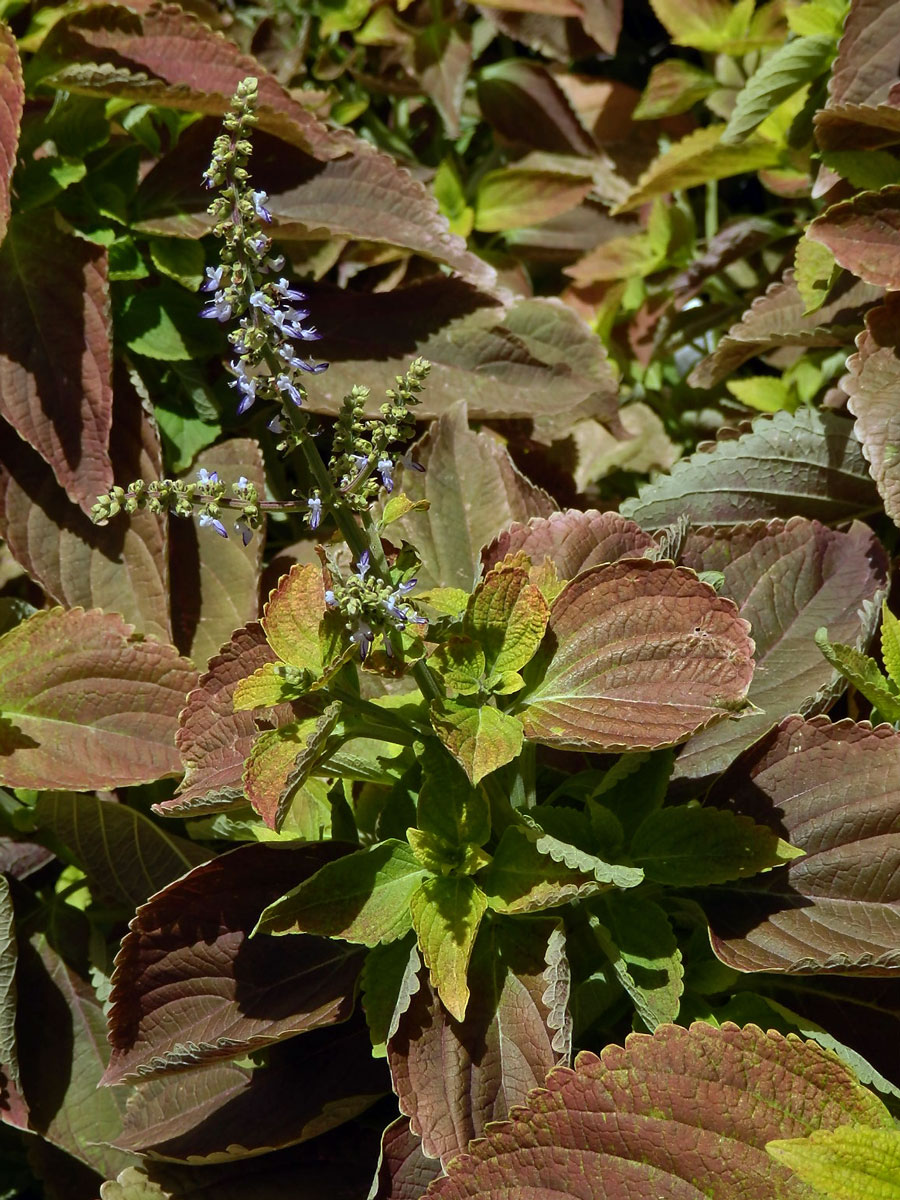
[787,0,847,37]
[430,699,525,785]
[724,35,835,143]
[433,157,473,238]
[633,59,717,120]
[465,566,550,679]
[0,877,20,1112]
[725,375,797,414]
[119,284,221,361]
[34,791,205,907]
[820,150,900,191]
[378,493,430,530]
[590,749,675,843]
[478,825,637,914]
[428,636,485,695]
[815,629,900,722]
[262,564,326,675]
[410,875,487,1020]
[416,737,490,847]
[147,237,205,290]
[880,602,900,689]
[233,662,302,711]
[767,1126,900,1200]
[795,235,841,314]
[361,934,421,1058]
[474,166,592,233]
[648,0,755,49]
[614,124,781,213]
[590,893,684,1030]
[631,806,803,886]
[255,839,430,946]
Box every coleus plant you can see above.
[0,0,898,1197]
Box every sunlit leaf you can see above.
[0,608,196,789]
[410,875,486,1020]
[708,715,900,974]
[767,1125,900,1200]
[674,518,888,785]
[519,559,754,752]
[621,410,878,528]
[844,294,900,527]
[724,35,834,142]
[809,186,900,289]
[428,1023,892,1199]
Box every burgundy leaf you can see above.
[808,187,900,289]
[482,509,654,579]
[0,214,113,510]
[169,438,265,670]
[0,836,53,879]
[671,217,783,306]
[35,2,346,160]
[0,608,196,790]
[135,118,493,285]
[0,367,170,641]
[673,518,888,786]
[388,920,571,1167]
[161,622,292,816]
[371,1117,444,1200]
[815,0,900,151]
[620,409,879,530]
[707,715,900,974]
[113,1019,386,1160]
[428,1023,893,1199]
[0,24,24,246]
[104,842,360,1084]
[844,294,900,526]
[476,60,597,156]
[520,559,754,752]
[688,270,880,389]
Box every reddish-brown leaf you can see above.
[688,270,880,389]
[371,1117,444,1200]
[0,608,196,790]
[808,186,900,289]
[673,518,888,786]
[707,715,900,974]
[34,2,345,160]
[169,438,265,670]
[0,24,24,247]
[519,559,755,752]
[844,294,900,526]
[0,214,113,510]
[428,1024,893,1199]
[388,920,570,1167]
[162,622,293,815]
[113,1019,386,1160]
[482,509,654,579]
[0,368,170,640]
[134,121,493,286]
[103,842,361,1084]
[815,0,900,151]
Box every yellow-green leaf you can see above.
[767,1125,900,1200]
[881,602,900,688]
[410,875,487,1020]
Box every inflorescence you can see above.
[325,551,427,660]
[92,72,432,658]
[200,77,326,417]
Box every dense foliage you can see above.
[0,0,899,1196]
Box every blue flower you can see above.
[199,512,228,538]
[377,456,395,492]
[251,190,272,222]
[350,619,374,660]
[276,373,304,407]
[399,449,425,473]
[201,265,225,293]
[324,589,337,607]
[228,370,258,415]
[356,551,370,579]
[234,517,253,546]
[199,291,233,322]
[196,468,219,485]
[273,278,307,303]
[308,496,323,529]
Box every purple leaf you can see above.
[370,1117,444,1200]
[707,714,900,974]
[482,509,655,580]
[0,24,24,247]
[0,608,196,790]
[428,1023,893,1199]
[520,559,755,752]
[103,842,360,1084]
[844,294,900,526]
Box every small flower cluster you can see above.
[201,77,326,417]
[329,359,430,511]
[91,471,262,545]
[325,551,427,660]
